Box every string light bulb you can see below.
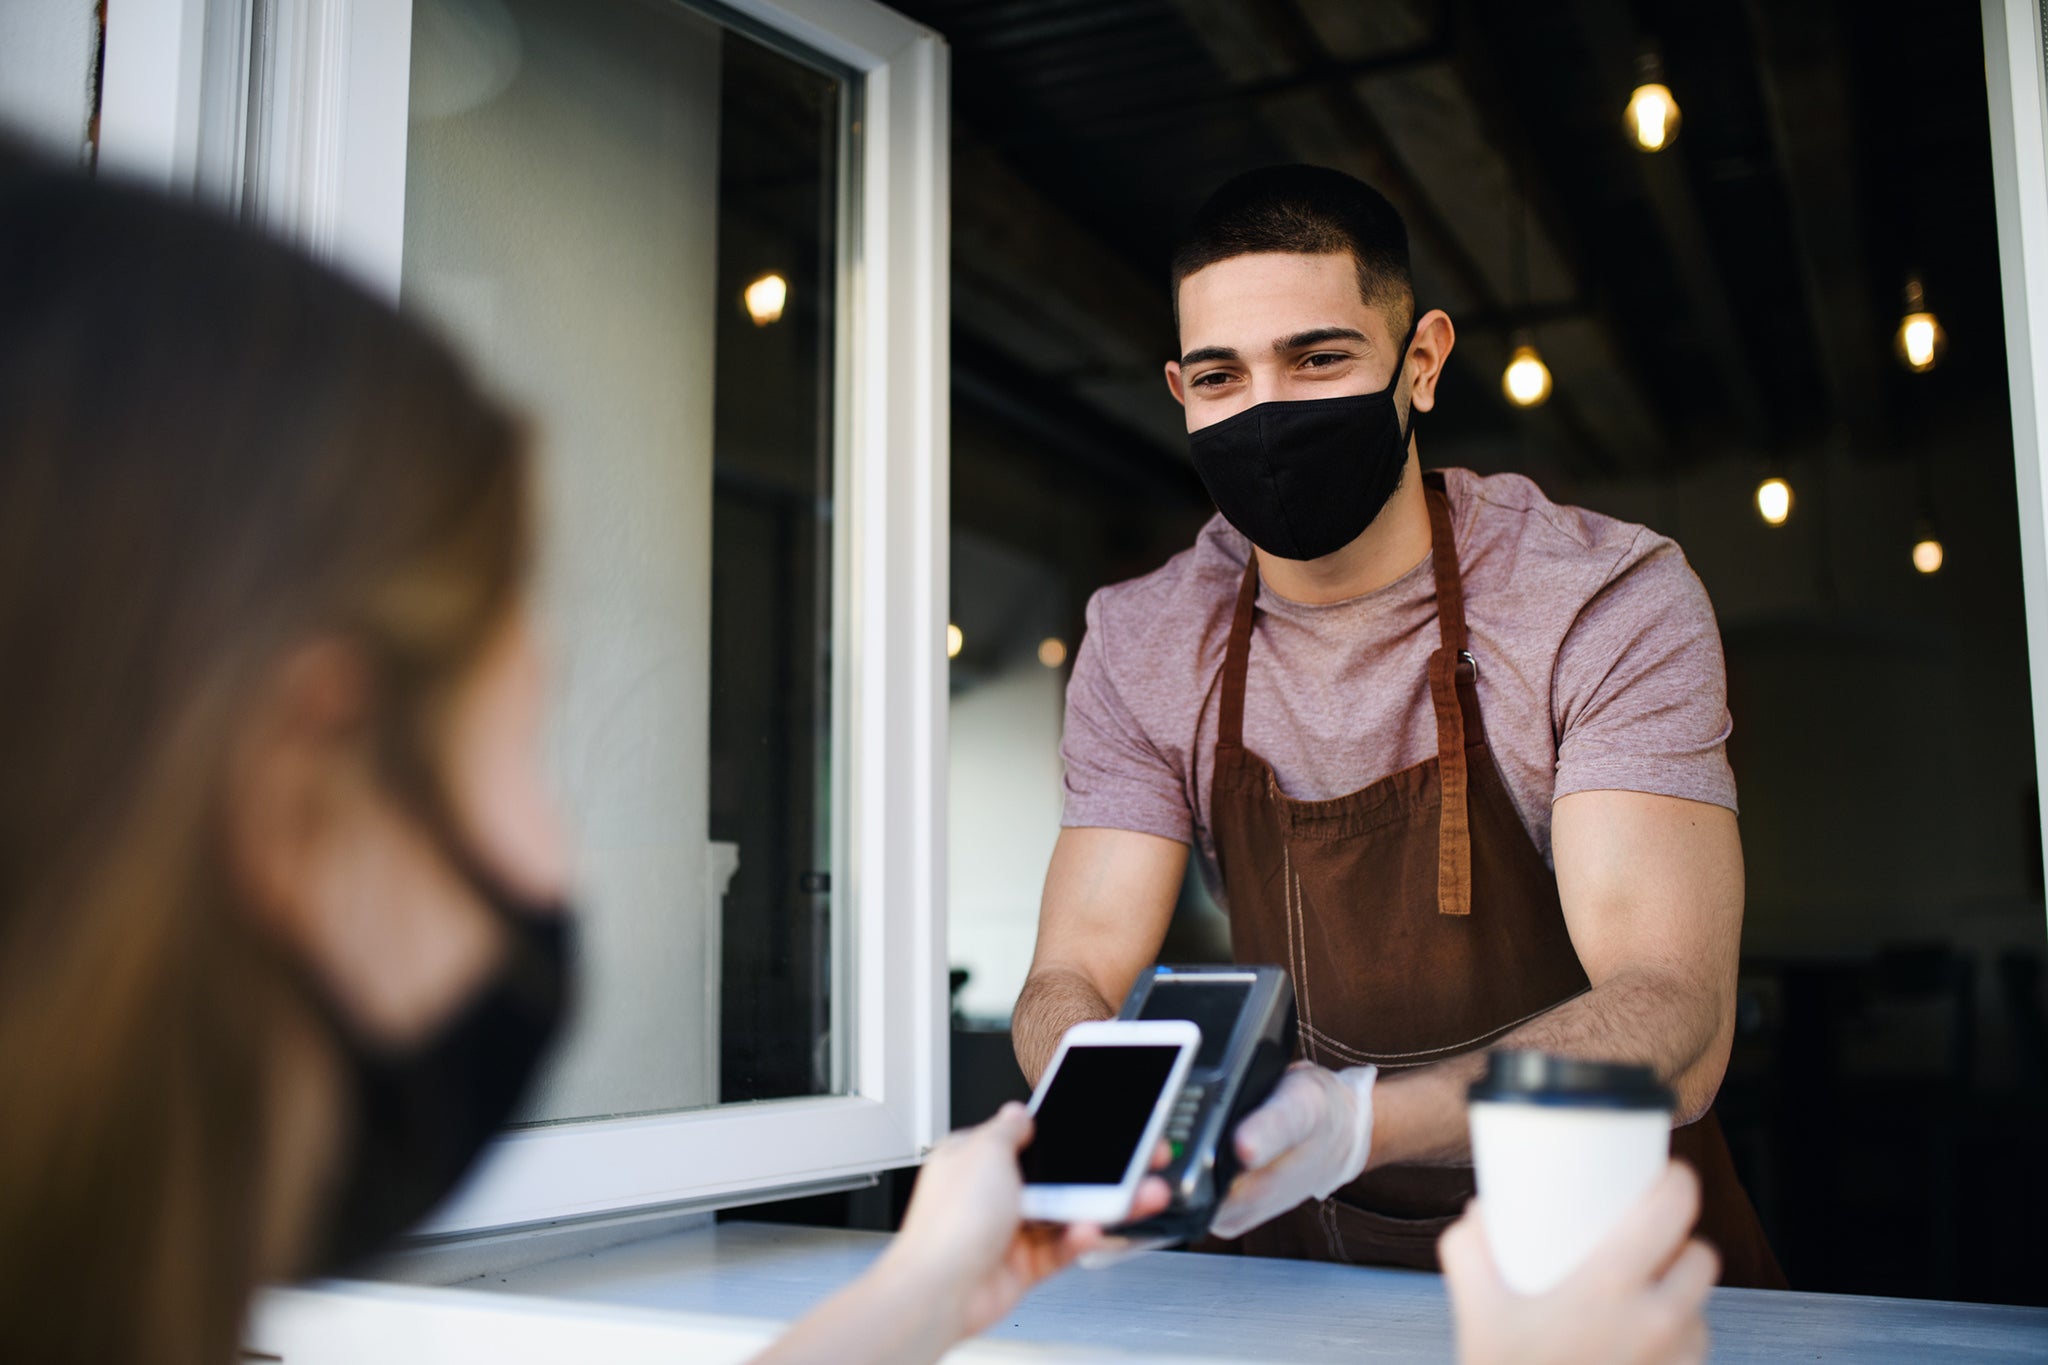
[1502,339,1553,408]
[744,272,788,326]
[1893,277,1946,373]
[1912,518,1944,575]
[1625,53,1681,153]
[1756,477,1792,527]
[946,623,963,659]
[1038,637,1068,668]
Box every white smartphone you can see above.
[1018,1018,1201,1224]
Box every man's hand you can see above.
[1439,1161,1718,1365]
[1210,1062,1378,1239]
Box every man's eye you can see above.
[1302,352,1349,369]
[1190,371,1234,388]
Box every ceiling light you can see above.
[946,623,963,659]
[1038,637,1068,668]
[1502,341,1553,408]
[1625,54,1681,153]
[744,273,788,326]
[1894,277,1946,373]
[1756,477,1792,527]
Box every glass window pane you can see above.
[400,0,844,1120]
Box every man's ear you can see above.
[1164,358,1188,408]
[1405,308,1456,414]
[221,639,373,941]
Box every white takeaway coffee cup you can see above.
[1467,1051,1675,1296]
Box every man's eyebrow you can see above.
[1274,326,1369,353]
[1178,345,1241,367]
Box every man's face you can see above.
[1167,252,1407,432]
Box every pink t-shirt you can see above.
[1060,468,1736,902]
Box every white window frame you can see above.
[102,0,951,1233]
[1985,0,2048,947]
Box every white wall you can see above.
[400,0,724,1119]
[948,661,1066,1022]
[0,0,97,163]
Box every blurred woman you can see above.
[0,151,1150,1365]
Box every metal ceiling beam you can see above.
[1167,0,1624,478]
[1742,0,1888,455]
[952,330,1207,502]
[1444,0,1676,462]
[1568,0,1776,455]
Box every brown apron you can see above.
[1211,472,1785,1288]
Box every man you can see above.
[1012,164,1782,1286]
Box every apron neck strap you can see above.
[1421,472,1474,916]
[1423,471,1468,655]
[1219,473,1474,754]
[1220,551,1260,750]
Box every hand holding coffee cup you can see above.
[1466,1051,1680,1294]
[1439,1161,1719,1365]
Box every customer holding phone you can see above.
[0,152,1163,1365]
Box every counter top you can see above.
[452,1221,2048,1363]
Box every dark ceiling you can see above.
[887,0,2011,495]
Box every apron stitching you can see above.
[1291,847,1319,1066]
[1297,1021,1391,1066]
[1284,842,1315,1066]
[1299,989,1590,1063]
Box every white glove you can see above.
[1210,1062,1378,1240]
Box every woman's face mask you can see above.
[301,843,572,1274]
[1187,319,1420,562]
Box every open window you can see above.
[102,0,950,1237]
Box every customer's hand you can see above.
[1210,1062,1377,1239]
[1439,1161,1719,1365]
[879,1103,1170,1340]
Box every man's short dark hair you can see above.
[1170,164,1413,332]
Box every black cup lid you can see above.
[1467,1050,1675,1111]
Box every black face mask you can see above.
[1187,322,1420,562]
[301,854,572,1274]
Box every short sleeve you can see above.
[1552,534,1738,813]
[1059,590,1196,843]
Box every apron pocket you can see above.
[1322,1198,1457,1271]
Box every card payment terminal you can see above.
[1109,964,1297,1243]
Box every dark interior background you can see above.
[735,0,2048,1306]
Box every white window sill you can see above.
[251,1220,2048,1363]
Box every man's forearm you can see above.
[1012,966,1117,1084]
[1367,967,1731,1170]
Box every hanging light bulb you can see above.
[1756,477,1792,526]
[1502,337,1553,408]
[744,272,788,326]
[1625,53,1681,153]
[1893,277,1946,373]
[1912,518,1944,574]
[1038,637,1068,668]
[946,623,963,659]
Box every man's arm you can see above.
[1366,789,1743,1169]
[1011,826,1187,1084]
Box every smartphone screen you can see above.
[1140,978,1252,1071]
[1020,1043,1183,1185]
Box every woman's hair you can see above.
[0,152,530,1365]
